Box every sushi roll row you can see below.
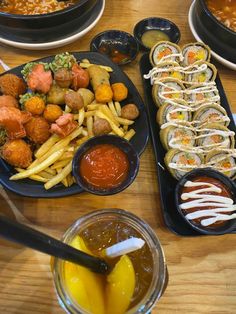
[144,41,236,179]
[165,148,236,180]
[149,41,211,67]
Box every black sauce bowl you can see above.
[0,0,97,43]
[133,17,181,51]
[72,135,140,195]
[175,168,236,235]
[193,0,236,63]
[90,30,139,65]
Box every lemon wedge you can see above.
[106,254,135,314]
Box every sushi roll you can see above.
[147,61,183,83]
[164,148,204,179]
[193,104,230,126]
[186,84,220,106]
[197,122,235,152]
[181,42,211,66]
[185,62,217,84]
[205,149,236,178]
[156,100,192,126]
[149,41,182,67]
[152,77,185,107]
[160,125,196,151]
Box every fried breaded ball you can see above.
[65,90,84,112]
[0,73,27,98]
[93,118,112,136]
[24,96,45,115]
[0,95,19,108]
[121,103,140,120]
[95,84,113,103]
[1,139,32,168]
[111,83,128,102]
[25,116,50,144]
[43,104,63,122]
[54,68,73,88]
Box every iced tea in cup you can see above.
[52,209,167,314]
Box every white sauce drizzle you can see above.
[180,180,236,226]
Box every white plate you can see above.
[0,0,105,50]
[188,0,236,71]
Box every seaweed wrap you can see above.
[160,125,196,151]
[164,148,204,179]
[149,41,182,67]
[152,77,185,107]
[185,62,217,84]
[156,100,192,126]
[181,42,211,66]
[197,122,235,152]
[206,149,236,178]
[193,103,230,126]
[186,84,220,105]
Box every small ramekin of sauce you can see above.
[175,168,236,235]
[133,17,181,51]
[90,30,139,65]
[72,135,139,195]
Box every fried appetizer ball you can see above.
[1,139,32,168]
[54,68,73,88]
[71,64,89,90]
[111,83,128,102]
[24,96,45,115]
[0,95,19,109]
[121,103,140,120]
[25,116,50,144]
[93,118,112,136]
[65,90,84,112]
[43,104,63,122]
[95,84,113,103]
[27,64,53,94]
[47,82,68,105]
[0,74,27,98]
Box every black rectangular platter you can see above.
[140,52,236,236]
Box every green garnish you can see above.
[49,52,77,73]
[21,62,50,80]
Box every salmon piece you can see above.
[50,113,77,138]
[0,107,31,139]
[27,64,53,94]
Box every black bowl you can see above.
[90,30,139,65]
[193,0,236,63]
[133,17,180,51]
[0,0,97,43]
[72,135,140,195]
[175,168,236,235]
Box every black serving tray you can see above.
[140,52,236,236]
[0,52,149,198]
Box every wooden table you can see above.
[0,0,236,313]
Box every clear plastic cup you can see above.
[52,209,167,314]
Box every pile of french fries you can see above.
[9,86,136,190]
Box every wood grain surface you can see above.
[0,0,236,313]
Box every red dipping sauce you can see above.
[79,144,129,189]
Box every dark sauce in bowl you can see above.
[98,42,131,64]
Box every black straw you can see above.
[0,215,109,274]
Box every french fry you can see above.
[78,107,85,126]
[76,135,89,146]
[87,116,94,137]
[59,151,74,160]
[124,129,136,141]
[114,101,121,116]
[51,158,72,170]
[10,149,65,180]
[85,110,96,118]
[43,167,57,176]
[82,129,88,136]
[115,116,134,126]
[64,105,71,113]
[38,170,54,179]
[87,104,100,111]
[80,62,113,72]
[35,134,59,158]
[95,111,124,137]
[15,168,48,183]
[44,161,72,190]
[108,101,118,117]
[123,125,128,132]
[99,105,119,126]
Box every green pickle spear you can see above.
[64,235,136,314]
